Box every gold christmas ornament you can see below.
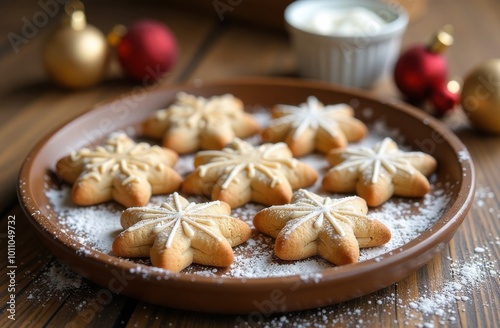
[461,59,500,134]
[42,1,108,89]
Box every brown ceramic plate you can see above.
[18,78,475,314]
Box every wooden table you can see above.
[1,1,499,327]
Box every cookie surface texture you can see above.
[322,137,438,207]
[253,189,391,265]
[112,192,252,272]
[56,133,182,207]
[261,96,367,157]
[143,92,260,154]
[182,138,318,208]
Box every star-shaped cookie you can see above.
[182,138,318,208]
[112,192,251,272]
[253,189,391,265]
[322,137,437,207]
[56,133,182,207]
[261,96,367,157]
[142,92,260,154]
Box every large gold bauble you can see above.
[461,59,500,134]
[42,13,108,89]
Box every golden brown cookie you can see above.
[182,138,318,208]
[112,192,252,272]
[56,133,182,207]
[322,137,437,207]
[142,92,260,154]
[253,189,391,266]
[261,96,367,157]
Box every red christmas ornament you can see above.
[116,19,178,83]
[394,26,454,104]
[430,80,460,116]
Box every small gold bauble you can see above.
[42,2,108,89]
[461,59,500,134]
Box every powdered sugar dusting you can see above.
[234,238,499,327]
[399,251,498,326]
[46,187,123,254]
[361,187,450,261]
[185,232,332,278]
[24,259,84,304]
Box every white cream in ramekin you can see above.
[285,0,408,89]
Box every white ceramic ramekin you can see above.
[285,0,408,89]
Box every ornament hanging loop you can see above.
[65,0,86,30]
[107,24,127,47]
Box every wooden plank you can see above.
[0,0,64,60]
[187,24,295,81]
[164,0,292,32]
[126,303,233,327]
[447,130,500,328]
[45,286,132,328]
[123,280,399,327]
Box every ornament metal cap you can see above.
[428,25,454,54]
[63,0,86,30]
[107,24,127,47]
